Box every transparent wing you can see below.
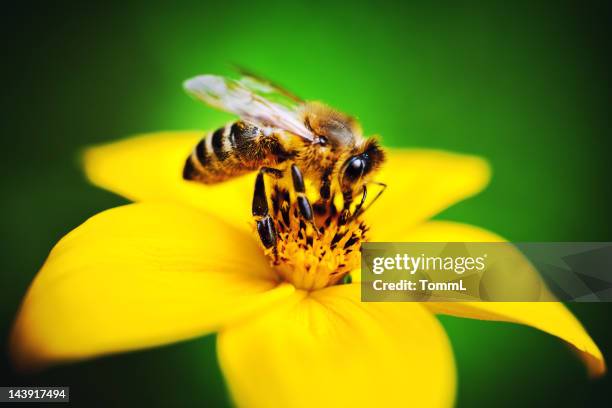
[233,66,304,104]
[184,74,313,141]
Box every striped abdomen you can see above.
[183,121,294,184]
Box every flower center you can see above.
[262,185,367,290]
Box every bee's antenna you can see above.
[350,181,387,221]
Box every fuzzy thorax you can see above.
[262,186,367,291]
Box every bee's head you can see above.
[339,138,385,191]
[303,102,359,148]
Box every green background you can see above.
[1,0,611,406]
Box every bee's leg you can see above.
[253,167,283,249]
[290,164,319,235]
[339,190,353,225]
[313,169,333,215]
[349,184,368,221]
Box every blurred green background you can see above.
[1,0,611,406]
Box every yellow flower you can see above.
[10,131,605,407]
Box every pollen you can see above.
[262,185,367,291]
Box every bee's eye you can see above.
[344,156,366,182]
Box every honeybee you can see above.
[183,72,386,249]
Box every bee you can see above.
[182,72,386,249]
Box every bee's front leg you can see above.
[313,169,333,215]
[350,184,368,220]
[290,164,319,236]
[339,189,353,225]
[339,183,367,224]
[252,167,283,249]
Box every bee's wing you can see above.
[184,75,314,141]
[232,66,304,104]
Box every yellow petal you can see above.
[10,202,294,371]
[430,302,605,377]
[403,220,606,377]
[368,149,491,241]
[218,284,455,408]
[83,132,255,231]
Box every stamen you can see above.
[261,185,367,290]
